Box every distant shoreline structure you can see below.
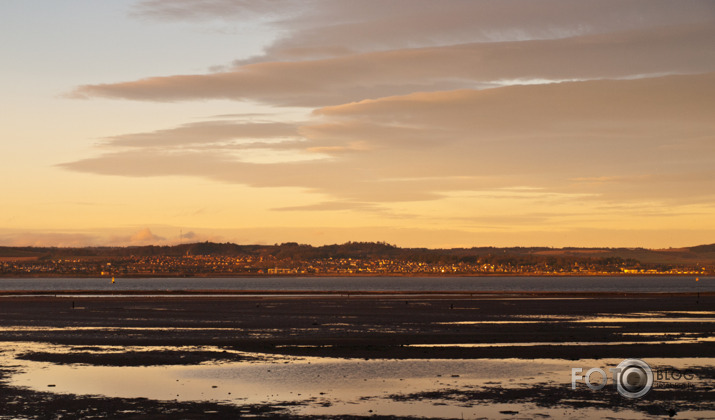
[0,289,712,297]
[2,241,714,277]
[0,272,713,279]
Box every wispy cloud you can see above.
[130,228,165,243]
[49,0,715,247]
[102,121,300,148]
[70,22,715,107]
[62,73,715,208]
[0,232,102,248]
[0,227,224,248]
[132,0,715,58]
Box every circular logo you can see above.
[615,358,653,398]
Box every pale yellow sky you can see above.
[2,0,715,248]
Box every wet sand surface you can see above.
[0,292,713,418]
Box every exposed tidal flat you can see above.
[0,278,712,418]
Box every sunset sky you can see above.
[2,0,715,248]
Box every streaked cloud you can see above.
[132,0,715,59]
[63,73,715,209]
[71,22,715,107]
[45,0,715,247]
[103,121,300,148]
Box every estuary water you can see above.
[0,275,710,293]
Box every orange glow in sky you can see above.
[1,1,715,248]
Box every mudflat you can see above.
[0,292,712,419]
[0,291,712,358]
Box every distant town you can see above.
[1,242,713,277]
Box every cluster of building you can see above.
[0,255,710,276]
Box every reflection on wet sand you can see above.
[405,337,715,347]
[2,342,713,419]
[0,293,713,418]
[438,312,715,324]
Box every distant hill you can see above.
[688,244,715,253]
[0,247,45,259]
[1,241,714,266]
